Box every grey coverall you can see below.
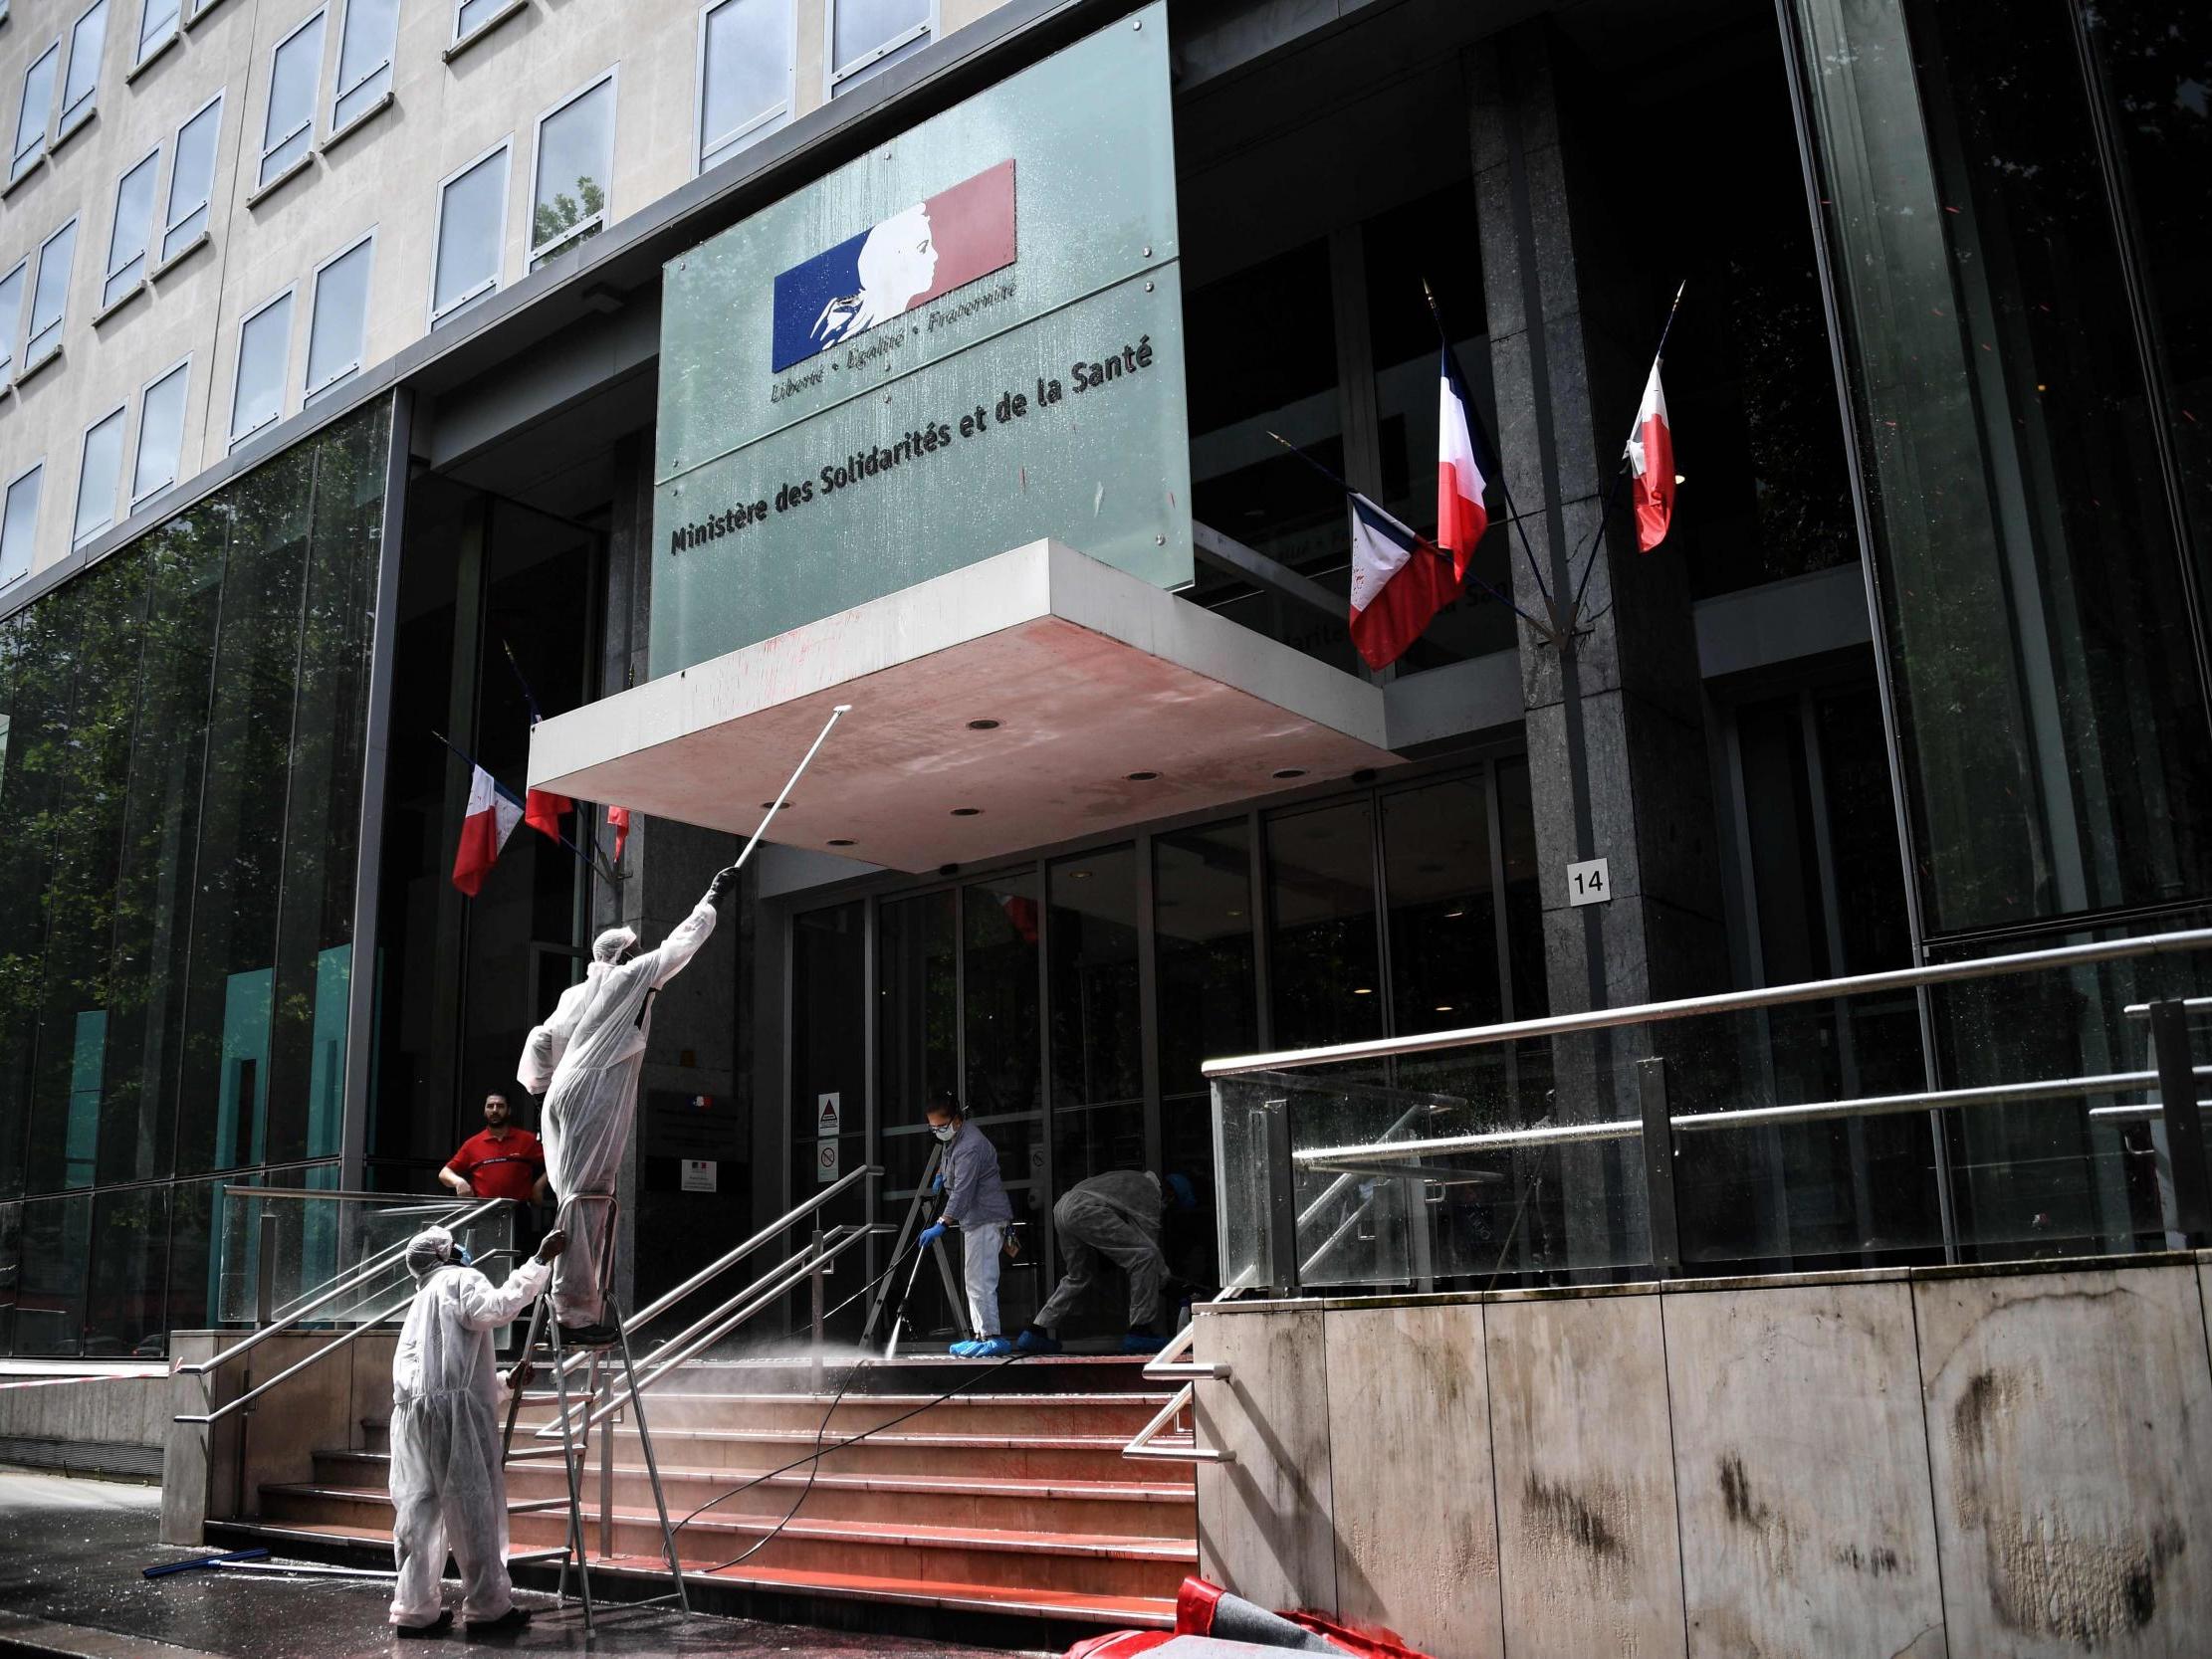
[1035,1169,1168,1334]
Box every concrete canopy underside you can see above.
[529,540,1402,873]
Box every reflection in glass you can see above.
[60,1,108,132]
[831,0,928,88]
[307,239,373,398]
[332,0,398,131]
[104,148,160,310]
[434,147,509,322]
[259,12,324,186]
[11,45,58,183]
[74,410,125,545]
[532,78,613,265]
[231,293,293,444]
[792,904,866,1273]
[132,363,191,505]
[162,96,222,264]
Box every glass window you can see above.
[699,0,789,173]
[1048,847,1142,1189]
[259,11,324,188]
[85,1185,168,1356]
[103,146,160,311]
[431,143,508,324]
[332,0,397,131]
[790,903,867,1274]
[0,1204,16,1353]
[131,360,190,505]
[20,554,145,1197]
[531,76,613,267]
[305,235,371,398]
[1155,819,1254,1160]
[1791,0,2212,937]
[59,2,107,137]
[230,290,293,445]
[879,888,956,1190]
[0,467,40,589]
[175,446,315,1173]
[830,0,929,93]
[12,43,59,184]
[99,516,223,1186]
[965,876,1041,1118]
[15,1195,91,1353]
[1265,799,1382,1050]
[137,0,181,65]
[0,261,25,383]
[453,0,506,42]
[73,408,125,546]
[1381,776,1500,1038]
[26,219,75,368]
[162,94,222,264]
[263,415,387,1165]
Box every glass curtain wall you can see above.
[0,402,390,1355]
[805,759,1544,1329]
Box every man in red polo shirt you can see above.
[442,1094,552,1253]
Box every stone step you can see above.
[208,1519,1177,1634]
[312,1448,1196,1537]
[257,1483,1194,1601]
[364,1418,1156,1482]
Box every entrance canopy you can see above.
[529,540,1402,872]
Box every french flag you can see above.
[1626,358,1675,552]
[1436,343,1489,577]
[452,765,525,897]
[1348,493,1462,671]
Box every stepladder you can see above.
[499,1192,688,1634]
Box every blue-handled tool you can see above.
[143,1547,271,1579]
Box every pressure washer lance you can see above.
[882,1234,934,1361]
[729,703,852,877]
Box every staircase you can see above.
[209,1352,1195,1647]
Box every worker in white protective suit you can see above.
[388,1222,566,1637]
[518,867,736,1344]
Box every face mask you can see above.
[931,1123,958,1143]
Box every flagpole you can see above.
[1422,278,1559,625]
[1566,280,1686,628]
[430,729,617,885]
[1262,431,1559,642]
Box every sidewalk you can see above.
[0,1474,1041,1659]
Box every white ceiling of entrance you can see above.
[528,540,1403,872]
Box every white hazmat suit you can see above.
[387,1229,551,1629]
[519,887,722,1326]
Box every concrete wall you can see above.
[0,1368,173,1477]
[161,1328,397,1545]
[0,0,1016,586]
[1194,1255,2212,1659]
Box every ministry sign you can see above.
[652,3,1189,676]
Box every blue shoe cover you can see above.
[950,1337,1012,1356]
[1014,1327,1062,1355]
[1120,1331,1168,1354]
[947,1339,986,1356]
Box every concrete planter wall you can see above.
[1193,1255,2212,1659]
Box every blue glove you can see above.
[931,1170,946,1194]
[918,1223,947,1248]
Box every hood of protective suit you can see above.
[592,927,639,964]
[406,1226,456,1280]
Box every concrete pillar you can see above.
[596,438,748,1316]
[1471,26,1727,1256]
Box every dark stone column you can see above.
[1470,27,1728,1158]
[593,437,748,1312]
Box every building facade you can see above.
[0,0,2205,1355]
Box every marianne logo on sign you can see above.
[771,160,1017,373]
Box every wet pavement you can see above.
[0,1474,1042,1659]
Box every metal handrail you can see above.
[1122,1277,1251,1465]
[537,1222,888,1439]
[1289,1066,2212,1171]
[173,1193,515,1381]
[1203,926,2212,1076]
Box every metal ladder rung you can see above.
[508,1548,571,1564]
[504,1446,573,1461]
[508,1498,573,1513]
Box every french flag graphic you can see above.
[772,161,1017,372]
[1436,342,1489,577]
[1347,493,1462,671]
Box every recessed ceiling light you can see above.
[1272,767,1306,780]
[951,807,981,817]
[1127,770,1160,781]
[827,838,856,847]
[1443,908,1465,920]
[1435,1004,1454,1013]
[1226,909,1243,919]
[1069,869,1091,880]
[760,800,788,810]
[1351,986,1373,995]
[968,719,1000,730]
